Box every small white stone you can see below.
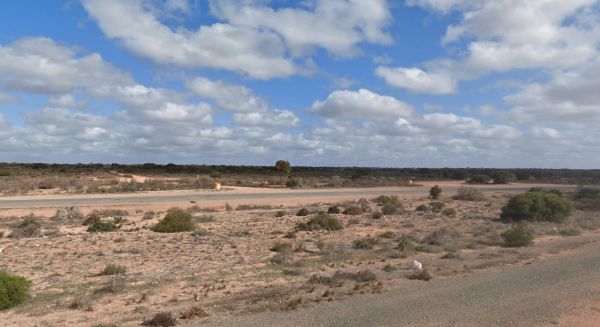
[409,260,423,270]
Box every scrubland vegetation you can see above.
[0,184,599,326]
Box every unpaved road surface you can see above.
[208,239,600,327]
[0,182,577,209]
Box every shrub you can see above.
[83,213,101,226]
[352,238,378,250]
[398,238,416,251]
[297,213,343,231]
[500,191,573,223]
[442,208,456,216]
[98,264,127,276]
[429,185,442,199]
[371,211,383,219]
[379,231,395,239]
[143,211,156,220]
[0,270,31,310]
[491,171,515,184]
[327,206,340,214]
[501,224,534,247]
[430,202,445,212]
[407,269,432,281]
[87,221,119,233]
[453,187,486,201]
[270,242,293,252]
[275,210,286,217]
[415,204,429,212]
[286,178,300,188]
[373,195,401,206]
[296,208,310,216]
[151,208,196,233]
[343,206,363,215]
[574,187,600,211]
[382,204,400,215]
[383,264,396,272]
[141,312,177,327]
[467,175,490,184]
[9,217,41,238]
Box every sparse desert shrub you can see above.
[560,228,581,236]
[286,297,302,310]
[574,187,600,211]
[430,185,442,199]
[382,204,400,215]
[151,208,196,233]
[270,247,294,265]
[371,211,383,219]
[0,170,10,176]
[87,220,119,233]
[453,187,486,201]
[143,211,156,220]
[0,270,31,310]
[286,178,301,188]
[422,228,461,246]
[321,242,350,261]
[9,216,41,239]
[407,269,432,281]
[327,206,340,214]
[467,175,490,184]
[383,264,396,272]
[92,324,119,327]
[270,241,293,252]
[501,224,534,247]
[141,312,177,327]
[297,213,343,231]
[98,264,127,276]
[296,208,310,216]
[83,213,101,226]
[373,195,401,206]
[442,208,457,216]
[415,204,429,212]
[379,231,395,239]
[501,191,573,223]
[275,210,286,217]
[397,238,416,251]
[352,238,378,250]
[179,305,209,319]
[343,206,363,215]
[430,202,445,212]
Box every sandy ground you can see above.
[0,183,596,326]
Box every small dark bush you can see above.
[87,221,119,233]
[83,213,101,226]
[143,211,156,220]
[381,204,400,215]
[373,195,400,206]
[286,178,300,188]
[98,264,126,276]
[327,206,340,214]
[574,187,600,211]
[453,187,486,201]
[501,224,534,247]
[275,210,286,217]
[430,202,445,212]
[343,206,363,215]
[352,238,378,250]
[297,213,343,231]
[9,217,41,238]
[270,242,293,252]
[151,208,196,233]
[371,211,383,219]
[398,238,416,251]
[378,231,395,238]
[141,312,177,327]
[467,175,490,184]
[0,270,31,310]
[430,185,442,199]
[296,208,310,216]
[442,208,456,216]
[383,264,396,272]
[501,191,573,223]
[407,269,432,281]
[415,204,429,212]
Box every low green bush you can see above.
[297,213,343,231]
[87,221,119,233]
[452,187,486,201]
[0,270,30,310]
[343,206,363,215]
[296,208,310,216]
[150,208,196,233]
[352,238,378,250]
[442,208,456,216]
[501,191,573,223]
[501,224,534,247]
[373,195,401,206]
[429,185,442,199]
[327,206,340,214]
[574,187,600,211]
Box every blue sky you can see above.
[0,0,599,168]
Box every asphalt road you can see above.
[208,240,600,327]
[0,184,576,208]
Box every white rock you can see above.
[409,260,423,270]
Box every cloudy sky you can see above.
[1,0,599,168]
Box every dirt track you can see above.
[0,182,577,210]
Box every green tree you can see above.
[275,160,291,185]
